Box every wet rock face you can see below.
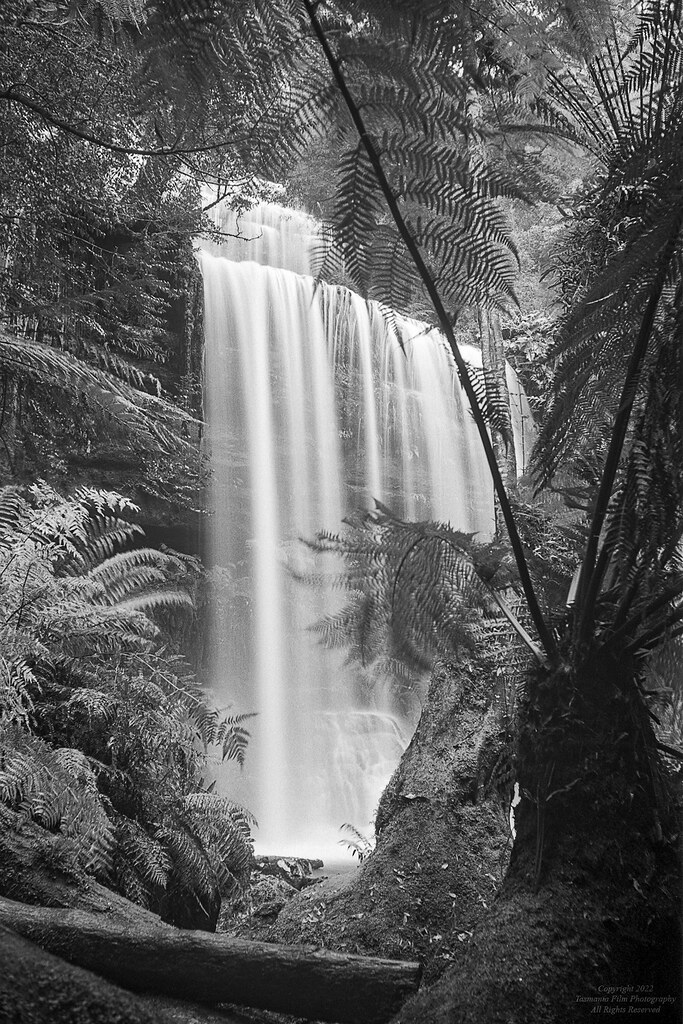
[250,658,513,977]
[253,855,324,889]
[249,876,300,919]
[218,855,326,932]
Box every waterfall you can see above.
[199,202,533,859]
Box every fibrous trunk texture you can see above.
[478,305,517,489]
[394,794,681,1023]
[394,663,682,1023]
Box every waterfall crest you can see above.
[199,202,532,857]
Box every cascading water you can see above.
[199,202,533,858]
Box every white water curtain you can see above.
[199,203,533,858]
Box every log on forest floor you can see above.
[0,896,421,1024]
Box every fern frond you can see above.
[0,657,39,726]
[0,488,32,549]
[156,819,217,901]
[65,687,117,725]
[115,815,171,896]
[181,792,255,891]
[112,589,194,617]
[338,822,374,863]
[183,791,256,830]
[0,330,198,455]
[190,707,255,767]
[306,505,525,675]
[87,549,174,601]
[213,714,255,767]
[0,725,113,873]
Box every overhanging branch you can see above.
[0,88,248,157]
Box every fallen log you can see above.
[0,896,421,1024]
[0,922,165,1024]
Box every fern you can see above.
[0,331,198,458]
[155,819,217,903]
[65,686,117,726]
[0,483,255,923]
[338,822,374,863]
[191,707,256,768]
[0,657,39,727]
[181,792,255,892]
[0,724,114,875]
[534,1,683,493]
[305,503,536,678]
[0,484,193,663]
[113,815,171,906]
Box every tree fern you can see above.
[532,1,682,478]
[292,1,682,675]
[293,1,557,657]
[0,331,198,457]
[297,4,522,311]
[306,503,537,676]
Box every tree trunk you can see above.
[393,663,682,1023]
[394,792,681,1024]
[180,261,204,417]
[0,896,421,1024]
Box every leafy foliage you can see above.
[305,502,533,673]
[0,484,255,924]
[305,502,540,806]
[0,723,114,875]
[2,0,682,921]
[533,2,683,488]
[0,0,267,498]
[303,5,526,314]
[338,822,374,863]
[148,1,533,313]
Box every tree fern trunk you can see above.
[394,663,682,1023]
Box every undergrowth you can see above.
[0,482,254,927]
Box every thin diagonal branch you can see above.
[302,0,556,660]
[0,88,249,157]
